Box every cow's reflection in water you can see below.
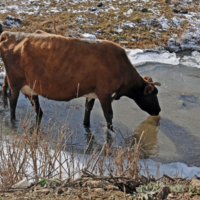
[84,116,160,156]
[132,116,161,157]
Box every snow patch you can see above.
[180,51,200,69]
[127,49,179,66]
[123,9,133,16]
[121,21,135,28]
[82,33,96,39]
[4,15,21,28]
[141,159,200,179]
[157,15,169,30]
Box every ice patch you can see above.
[180,51,200,68]
[126,49,179,66]
[141,159,200,178]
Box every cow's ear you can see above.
[144,84,154,95]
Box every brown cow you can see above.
[0,30,161,131]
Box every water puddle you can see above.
[0,63,200,170]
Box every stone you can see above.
[33,189,51,195]
[190,178,200,188]
[56,187,65,195]
[149,29,155,34]
[97,2,103,7]
[83,192,89,196]
[157,186,170,199]
[179,8,188,14]
[105,185,119,191]
[168,38,176,46]
[4,15,21,27]
[172,8,179,13]
[119,41,129,45]
[93,188,105,195]
[82,180,110,188]
[34,185,43,191]
[90,6,97,11]
[65,187,76,195]
[11,179,32,189]
[109,195,115,200]
[141,8,148,12]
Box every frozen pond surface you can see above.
[1,62,200,169]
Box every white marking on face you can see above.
[83,93,98,99]
[21,85,37,96]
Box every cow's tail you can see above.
[2,75,8,108]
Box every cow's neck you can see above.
[116,69,146,100]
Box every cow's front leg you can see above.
[83,98,95,127]
[29,95,43,127]
[9,89,19,122]
[99,95,114,132]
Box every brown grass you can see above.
[0,0,194,49]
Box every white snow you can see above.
[172,17,183,29]
[4,16,21,28]
[157,15,169,30]
[126,49,180,66]
[115,28,123,33]
[180,51,200,69]
[141,159,200,179]
[82,33,96,39]
[123,9,133,16]
[121,21,135,28]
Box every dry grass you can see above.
[0,0,196,49]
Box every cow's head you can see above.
[133,76,161,116]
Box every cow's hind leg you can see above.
[83,98,95,127]
[29,95,43,127]
[9,89,19,122]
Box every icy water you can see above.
[0,63,200,167]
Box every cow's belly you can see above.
[21,85,99,100]
[83,93,98,100]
